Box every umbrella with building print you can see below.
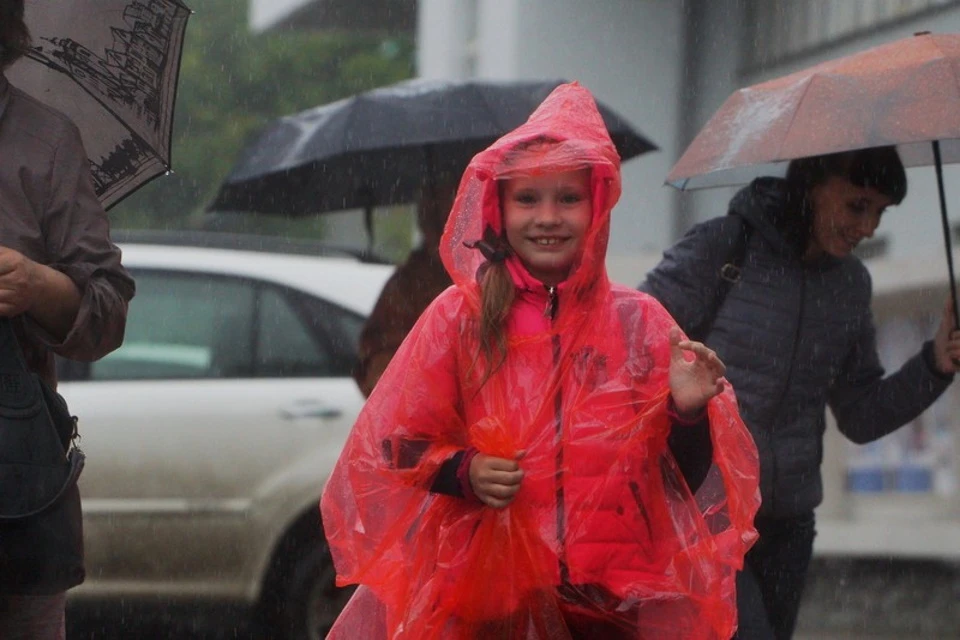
[6,0,191,209]
[667,31,960,330]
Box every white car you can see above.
[58,232,394,639]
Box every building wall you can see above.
[249,0,313,32]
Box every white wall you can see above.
[673,0,744,236]
[416,0,481,78]
[514,0,685,268]
[249,0,312,33]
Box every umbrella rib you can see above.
[774,76,816,162]
[929,38,960,119]
[99,158,172,211]
[158,8,191,176]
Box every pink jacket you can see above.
[322,82,759,639]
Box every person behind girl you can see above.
[320,82,760,639]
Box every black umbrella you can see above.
[7,0,191,209]
[209,78,657,237]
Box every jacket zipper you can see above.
[544,285,558,318]
[770,271,806,512]
[546,285,569,583]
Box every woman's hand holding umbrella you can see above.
[933,296,960,373]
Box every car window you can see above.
[255,287,336,377]
[88,271,256,380]
[291,292,365,369]
[330,308,364,353]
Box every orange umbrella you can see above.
[667,31,960,327]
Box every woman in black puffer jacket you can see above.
[640,146,960,640]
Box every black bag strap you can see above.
[0,316,31,373]
[0,316,84,519]
[716,214,752,301]
[695,214,753,341]
[0,449,85,521]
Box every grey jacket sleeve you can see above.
[638,218,729,337]
[28,119,135,361]
[828,307,954,445]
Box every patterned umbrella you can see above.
[6,0,191,209]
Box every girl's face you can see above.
[502,169,592,286]
[807,175,893,259]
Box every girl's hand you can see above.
[469,451,525,509]
[668,327,726,416]
[933,295,960,375]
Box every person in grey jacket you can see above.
[640,146,960,640]
[0,1,134,637]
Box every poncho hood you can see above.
[440,82,621,298]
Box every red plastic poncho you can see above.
[321,82,760,639]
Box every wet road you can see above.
[66,559,960,639]
[67,602,260,639]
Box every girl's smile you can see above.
[502,169,592,285]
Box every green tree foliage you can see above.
[110,0,415,237]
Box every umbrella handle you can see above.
[364,206,375,254]
[932,141,960,331]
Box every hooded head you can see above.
[440,82,622,296]
[440,82,622,380]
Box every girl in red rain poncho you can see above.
[320,82,760,639]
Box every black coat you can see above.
[641,178,953,518]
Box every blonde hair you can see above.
[472,136,565,386]
[471,258,515,387]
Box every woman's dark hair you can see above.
[0,0,31,69]
[780,146,907,252]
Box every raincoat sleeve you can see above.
[623,290,759,536]
[354,271,414,397]
[828,302,953,445]
[354,249,451,397]
[26,119,134,361]
[638,217,734,339]
[667,411,713,492]
[599,289,759,640]
[322,287,469,589]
